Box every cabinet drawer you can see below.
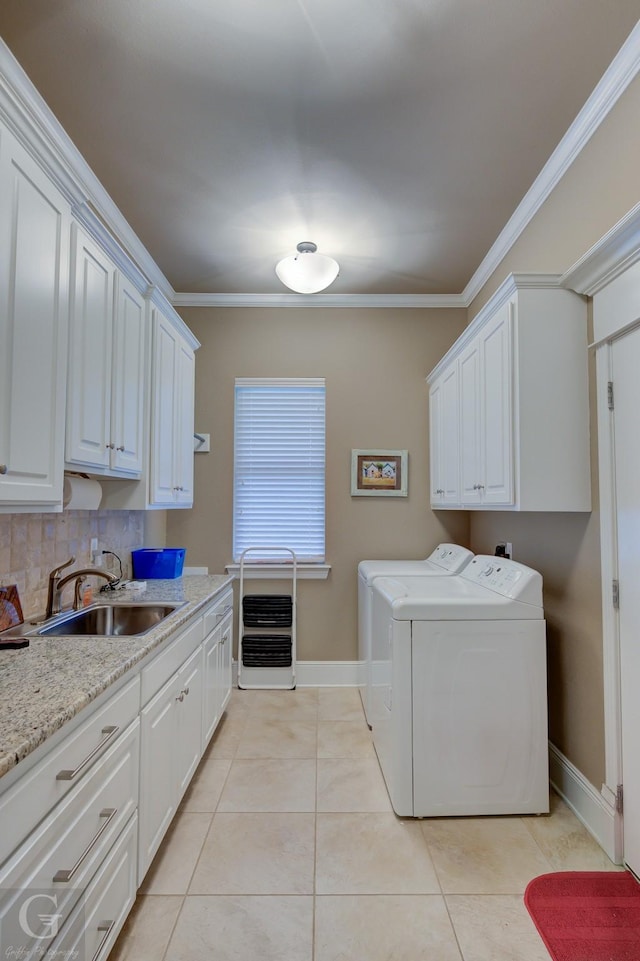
[141,614,203,705]
[0,719,139,958]
[50,813,138,961]
[203,589,233,637]
[0,675,140,866]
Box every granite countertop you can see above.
[0,574,233,780]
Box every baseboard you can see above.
[548,741,622,864]
[232,660,362,688]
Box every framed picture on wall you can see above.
[351,449,408,497]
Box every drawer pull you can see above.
[91,920,116,961]
[215,605,233,622]
[56,726,119,781]
[221,631,229,646]
[53,808,117,882]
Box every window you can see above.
[233,378,326,563]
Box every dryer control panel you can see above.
[427,543,474,572]
[460,555,543,606]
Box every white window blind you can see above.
[233,378,326,563]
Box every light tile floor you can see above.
[110,687,621,961]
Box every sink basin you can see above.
[37,603,184,637]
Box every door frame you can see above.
[562,202,640,864]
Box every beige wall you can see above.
[465,75,640,788]
[167,307,469,660]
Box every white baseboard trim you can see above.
[548,741,622,864]
[232,660,362,688]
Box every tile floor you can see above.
[109,687,621,961]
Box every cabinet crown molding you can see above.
[427,273,562,384]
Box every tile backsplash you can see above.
[0,510,144,619]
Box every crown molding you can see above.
[561,201,640,296]
[461,21,640,308]
[0,40,175,304]
[148,286,201,350]
[172,291,467,309]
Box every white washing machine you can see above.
[370,555,549,817]
[358,544,474,725]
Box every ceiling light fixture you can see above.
[275,241,339,294]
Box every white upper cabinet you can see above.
[429,363,460,506]
[149,304,196,508]
[0,125,71,510]
[66,225,146,476]
[427,275,591,512]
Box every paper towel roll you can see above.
[63,474,103,510]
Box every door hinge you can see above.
[608,381,614,410]
[616,784,623,814]
[613,579,620,610]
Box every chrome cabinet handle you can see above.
[477,484,485,490]
[90,921,116,961]
[182,686,190,696]
[176,692,184,702]
[53,808,117,882]
[56,726,119,781]
[435,488,444,494]
[221,631,229,646]
[105,443,115,449]
[116,445,125,452]
[215,604,233,622]
[0,464,7,475]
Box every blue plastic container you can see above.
[132,548,186,579]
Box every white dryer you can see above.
[370,555,549,817]
[357,544,474,725]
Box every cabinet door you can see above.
[138,674,179,881]
[202,625,222,748]
[0,126,70,505]
[429,378,444,505]
[430,365,460,507]
[480,301,514,505]
[219,612,233,716]
[111,273,146,474]
[66,226,113,469]
[175,647,203,800]
[149,310,179,505]
[440,364,460,505]
[174,340,195,506]
[459,340,482,505]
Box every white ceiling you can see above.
[1,1,639,296]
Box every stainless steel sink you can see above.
[36,602,184,637]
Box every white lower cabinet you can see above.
[202,590,234,748]
[0,681,140,960]
[138,631,204,882]
[0,585,234,957]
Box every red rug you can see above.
[525,871,640,960]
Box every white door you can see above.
[479,301,514,505]
[429,377,444,505]
[175,340,195,506]
[611,327,640,877]
[459,340,482,504]
[150,310,179,505]
[66,226,113,469]
[0,126,70,505]
[441,363,460,505]
[111,273,146,474]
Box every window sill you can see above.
[225,563,331,580]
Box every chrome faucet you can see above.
[45,557,119,618]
